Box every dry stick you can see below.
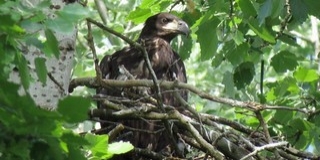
[172,110,225,159]
[108,124,124,141]
[239,141,288,160]
[134,148,165,160]
[255,111,282,158]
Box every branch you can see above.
[70,78,317,115]
[240,141,288,160]
[86,18,137,46]
[86,21,102,80]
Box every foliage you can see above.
[2,0,320,159]
[0,1,132,159]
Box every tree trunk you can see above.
[8,0,77,110]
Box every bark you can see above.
[8,0,77,110]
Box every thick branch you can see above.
[69,77,316,115]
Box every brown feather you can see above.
[97,12,189,159]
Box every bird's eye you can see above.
[162,18,170,23]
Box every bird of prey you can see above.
[97,12,190,158]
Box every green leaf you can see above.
[196,18,220,60]
[278,34,298,46]
[58,96,91,123]
[226,43,249,66]
[140,0,157,8]
[45,17,74,34]
[271,51,298,73]
[16,53,30,89]
[293,68,319,82]
[7,139,30,159]
[58,3,94,22]
[61,132,89,147]
[237,0,256,17]
[290,118,312,131]
[127,8,153,24]
[222,71,235,98]
[85,134,111,158]
[0,15,25,35]
[233,30,245,45]
[274,110,294,125]
[257,0,272,25]
[211,52,224,68]
[270,0,286,19]
[289,0,308,23]
[67,145,86,160]
[265,88,276,101]
[44,29,60,58]
[233,61,255,89]
[305,0,320,19]
[107,142,134,155]
[248,20,275,43]
[34,57,47,85]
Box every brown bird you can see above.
[97,12,190,159]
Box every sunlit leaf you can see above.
[85,134,111,158]
[293,68,318,82]
[0,15,25,35]
[108,142,134,155]
[127,8,153,24]
[248,20,276,43]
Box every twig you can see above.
[108,124,124,141]
[240,141,288,160]
[134,148,165,160]
[86,21,102,80]
[86,18,136,46]
[255,111,281,158]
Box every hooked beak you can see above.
[162,19,190,36]
[176,20,190,36]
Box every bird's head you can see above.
[139,13,190,42]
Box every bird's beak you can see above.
[176,20,190,36]
[163,19,190,36]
